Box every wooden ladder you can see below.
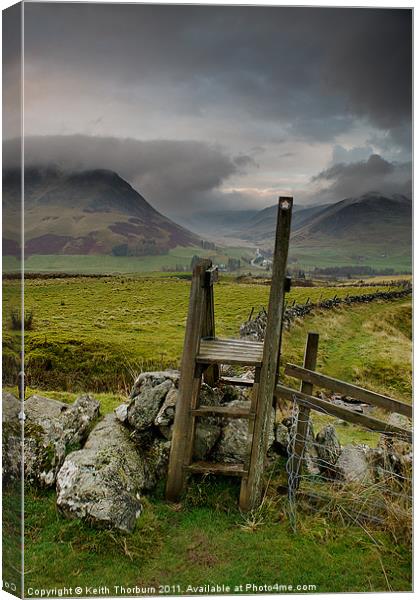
[165,197,293,511]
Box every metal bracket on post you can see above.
[203,266,219,287]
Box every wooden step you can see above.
[185,461,248,476]
[197,338,264,367]
[219,376,255,387]
[191,405,253,418]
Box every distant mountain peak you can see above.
[3,167,201,256]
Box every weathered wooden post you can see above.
[239,197,293,511]
[165,259,211,501]
[289,332,319,489]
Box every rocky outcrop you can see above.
[3,393,100,486]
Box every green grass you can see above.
[3,276,402,392]
[3,245,255,274]
[20,479,411,595]
[289,241,411,272]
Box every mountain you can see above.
[239,202,328,240]
[291,193,412,244]
[239,193,411,248]
[2,167,201,256]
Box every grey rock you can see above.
[128,379,173,431]
[114,403,128,423]
[130,370,180,399]
[158,424,173,441]
[2,392,22,482]
[213,401,274,463]
[336,444,373,484]
[275,422,289,452]
[56,414,144,532]
[303,420,320,475]
[154,388,178,427]
[199,383,222,407]
[212,400,250,463]
[221,385,247,404]
[15,394,100,487]
[279,415,319,474]
[155,384,222,457]
[315,425,341,476]
[193,419,222,460]
[192,384,222,460]
[2,391,21,422]
[379,413,412,460]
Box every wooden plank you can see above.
[192,405,252,418]
[285,364,412,418]
[199,339,264,352]
[198,346,263,357]
[186,462,247,476]
[240,197,293,511]
[165,259,211,502]
[275,384,412,442]
[202,270,218,386]
[199,343,263,353]
[289,333,319,488]
[219,376,254,387]
[197,356,262,367]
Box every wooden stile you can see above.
[165,197,293,511]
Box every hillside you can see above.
[2,167,201,256]
[239,193,412,259]
[239,202,328,239]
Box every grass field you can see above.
[2,235,412,275]
[2,276,412,594]
[2,245,254,274]
[2,276,404,392]
[289,241,411,272]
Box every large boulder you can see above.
[56,414,149,532]
[4,393,100,486]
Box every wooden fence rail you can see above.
[276,331,412,490]
[276,383,412,442]
[284,364,412,418]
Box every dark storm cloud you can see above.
[311,154,412,201]
[4,135,253,213]
[22,3,411,145]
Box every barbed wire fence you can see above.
[284,393,412,540]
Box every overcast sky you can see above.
[4,3,412,215]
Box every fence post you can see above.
[289,332,319,490]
